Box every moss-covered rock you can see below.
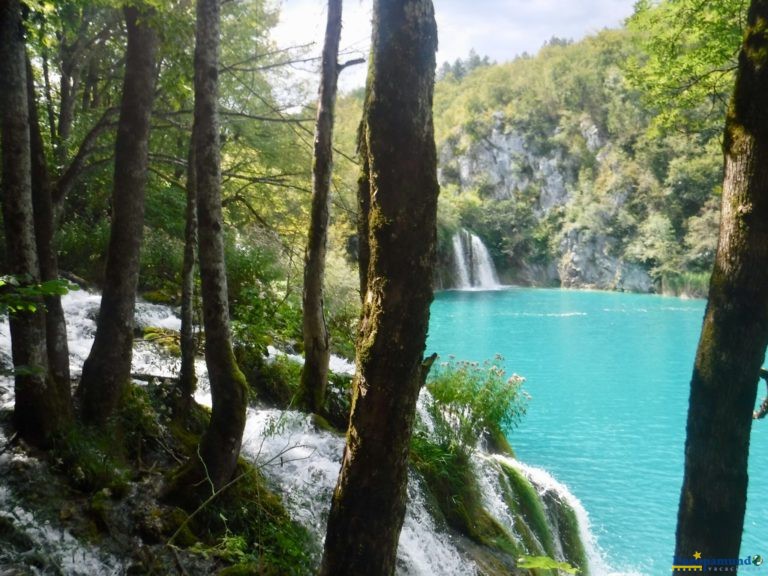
[499,463,556,557]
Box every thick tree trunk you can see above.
[78,6,158,425]
[299,0,343,414]
[177,125,198,412]
[0,0,64,447]
[193,0,247,490]
[26,56,74,409]
[319,1,439,574]
[675,0,768,561]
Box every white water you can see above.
[0,290,629,575]
[451,229,501,290]
[499,457,645,576]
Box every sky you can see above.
[269,0,639,90]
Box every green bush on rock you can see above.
[425,356,528,452]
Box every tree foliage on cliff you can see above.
[364,17,728,292]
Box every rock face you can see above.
[438,112,654,292]
[558,229,653,293]
[439,113,570,213]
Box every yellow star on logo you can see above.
[693,551,702,560]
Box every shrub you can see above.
[139,226,184,293]
[57,217,110,283]
[425,356,528,452]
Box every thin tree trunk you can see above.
[675,0,768,561]
[193,0,247,490]
[78,6,158,425]
[0,0,64,447]
[41,48,57,145]
[177,124,198,412]
[26,56,74,407]
[299,0,343,414]
[319,1,439,574]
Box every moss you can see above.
[176,459,314,575]
[542,491,589,576]
[141,289,178,305]
[410,436,518,556]
[310,413,337,433]
[52,423,131,495]
[236,345,301,408]
[484,427,515,457]
[142,326,181,356]
[499,463,556,558]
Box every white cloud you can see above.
[269,0,637,90]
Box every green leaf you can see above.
[517,555,580,574]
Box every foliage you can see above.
[56,217,111,283]
[425,356,527,451]
[626,0,745,134]
[233,285,302,357]
[374,23,728,290]
[322,247,359,359]
[139,227,184,294]
[518,555,580,574]
[409,358,528,553]
[186,460,315,576]
[0,276,75,315]
[660,271,711,298]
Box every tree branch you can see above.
[54,107,119,206]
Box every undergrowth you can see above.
[46,380,314,574]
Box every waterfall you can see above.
[0,292,637,575]
[451,229,501,290]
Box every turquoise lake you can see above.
[427,288,768,575]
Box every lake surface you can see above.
[427,288,768,575]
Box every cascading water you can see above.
[0,291,631,575]
[451,229,501,290]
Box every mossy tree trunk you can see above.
[192,0,248,490]
[177,123,198,413]
[26,56,73,410]
[319,1,439,574]
[78,5,158,426]
[0,0,67,446]
[299,0,343,414]
[675,0,768,560]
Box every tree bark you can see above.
[193,0,247,490]
[78,5,158,425]
[177,123,198,413]
[0,0,64,447]
[26,56,73,410]
[356,129,371,299]
[319,1,439,574]
[299,0,343,414]
[675,0,768,561]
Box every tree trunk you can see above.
[177,124,198,413]
[319,1,439,574]
[0,0,64,447]
[78,6,158,425]
[193,0,247,490]
[356,130,371,299]
[26,56,73,411]
[299,0,343,414]
[675,0,768,561]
